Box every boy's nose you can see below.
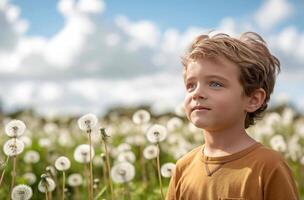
[192,86,207,100]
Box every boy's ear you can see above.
[245,88,266,113]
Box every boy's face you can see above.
[184,56,250,131]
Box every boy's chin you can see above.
[190,119,208,129]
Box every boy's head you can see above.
[182,32,280,130]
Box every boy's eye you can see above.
[209,81,223,88]
[186,83,196,91]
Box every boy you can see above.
[166,32,300,200]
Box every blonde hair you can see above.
[182,32,280,128]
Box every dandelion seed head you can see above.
[146,124,167,143]
[74,144,95,164]
[5,120,26,137]
[67,173,83,187]
[167,117,183,132]
[117,143,131,153]
[11,184,33,200]
[78,113,98,132]
[38,138,52,148]
[46,165,57,177]
[125,135,146,146]
[143,144,159,160]
[24,150,40,164]
[270,134,287,152]
[100,127,111,139]
[161,163,176,178]
[111,162,135,184]
[55,156,71,171]
[38,177,56,193]
[3,138,25,156]
[19,136,32,147]
[117,151,136,163]
[23,172,37,185]
[132,109,151,125]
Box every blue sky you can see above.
[12,0,304,36]
[1,0,304,116]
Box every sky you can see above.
[0,0,303,116]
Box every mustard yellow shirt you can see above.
[166,142,299,200]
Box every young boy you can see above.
[166,32,300,200]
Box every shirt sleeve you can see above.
[264,160,300,200]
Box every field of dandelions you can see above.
[0,104,303,200]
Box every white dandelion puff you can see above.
[67,173,83,187]
[117,143,132,153]
[38,176,56,193]
[55,156,71,171]
[5,120,26,137]
[117,151,136,163]
[46,165,57,177]
[19,136,32,147]
[270,135,287,152]
[3,138,25,156]
[74,144,95,164]
[143,145,159,160]
[146,124,167,143]
[38,138,52,148]
[161,163,176,178]
[111,162,135,184]
[167,117,183,132]
[78,113,98,132]
[132,109,151,125]
[23,172,37,185]
[23,150,40,164]
[11,184,33,200]
[125,135,146,146]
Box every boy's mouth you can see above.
[191,105,211,112]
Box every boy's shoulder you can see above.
[251,143,287,166]
[175,145,202,170]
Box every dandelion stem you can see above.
[139,145,148,184]
[88,131,94,200]
[62,171,66,200]
[156,143,165,200]
[84,163,90,198]
[0,156,9,187]
[45,184,49,200]
[10,155,17,191]
[124,182,131,200]
[103,139,114,200]
[75,186,80,200]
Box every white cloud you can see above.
[57,0,75,16]
[115,15,160,51]
[38,82,62,101]
[44,15,95,68]
[254,0,293,30]
[4,82,35,108]
[105,33,120,47]
[0,0,8,9]
[5,4,20,23]
[77,0,105,14]
[269,26,304,63]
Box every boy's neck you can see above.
[203,127,257,157]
